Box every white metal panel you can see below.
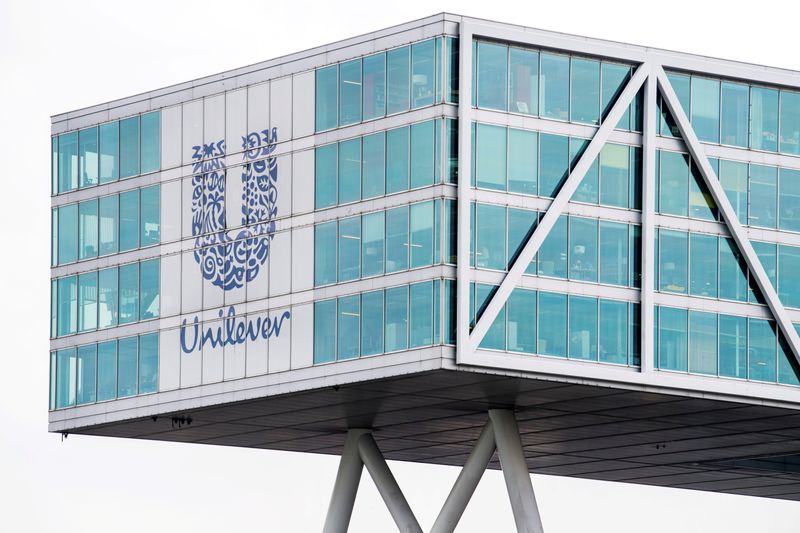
[269,230,291,297]
[276,153,291,218]
[292,70,315,139]
[247,242,270,301]
[182,99,203,166]
[268,306,291,373]
[291,226,314,292]
[181,175,196,240]
[290,303,313,369]
[202,318,224,384]
[225,163,246,231]
[292,149,315,215]
[160,105,182,171]
[270,76,293,141]
[225,88,248,157]
[224,326,247,381]
[181,249,202,313]
[160,253,182,318]
[158,327,180,392]
[204,94,225,146]
[246,311,269,376]
[247,82,269,135]
[160,179,181,244]
[202,252,224,310]
[180,320,202,388]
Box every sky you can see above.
[1,0,800,531]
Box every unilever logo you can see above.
[180,128,291,355]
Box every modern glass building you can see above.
[50,13,800,532]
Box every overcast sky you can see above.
[2,1,800,531]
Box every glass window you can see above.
[689,311,717,375]
[140,185,160,246]
[779,168,800,232]
[689,161,717,221]
[751,87,779,152]
[119,263,139,325]
[569,295,597,360]
[78,272,97,332]
[76,344,97,405]
[538,291,566,357]
[337,217,360,282]
[99,121,119,184]
[410,121,434,189]
[410,282,433,348]
[139,333,158,394]
[410,201,434,268]
[780,91,800,155]
[749,318,777,382]
[539,133,569,197]
[508,289,536,353]
[570,58,600,125]
[314,300,337,364]
[507,207,537,274]
[690,233,718,298]
[570,138,598,204]
[51,137,58,194]
[659,229,688,294]
[98,195,119,256]
[659,306,687,372]
[630,303,641,366]
[599,143,629,208]
[58,131,78,193]
[387,46,410,115]
[599,299,627,364]
[120,116,140,178]
[538,214,567,278]
[691,77,720,143]
[338,139,361,204]
[472,284,503,351]
[315,144,337,209]
[750,164,778,229]
[119,189,139,251]
[719,237,747,302]
[721,82,748,147]
[57,203,78,264]
[140,259,160,320]
[540,53,569,121]
[476,203,506,270]
[361,290,384,356]
[779,331,800,386]
[386,126,409,193]
[599,221,628,286]
[476,123,506,190]
[79,127,99,188]
[316,65,338,132]
[601,63,631,129]
[779,245,800,308]
[56,348,76,408]
[362,211,385,277]
[339,59,362,126]
[337,295,360,360]
[750,241,777,304]
[117,336,138,398]
[719,159,748,225]
[362,132,385,199]
[660,73,690,137]
[658,151,689,216]
[569,217,597,282]
[140,112,160,174]
[50,280,57,338]
[98,267,118,329]
[719,314,746,379]
[411,40,435,109]
[57,276,77,336]
[78,200,98,260]
[97,341,117,401]
[630,147,642,210]
[445,37,459,104]
[476,42,507,111]
[385,286,408,352]
[507,128,537,194]
[509,47,538,115]
[363,53,386,121]
[386,206,409,272]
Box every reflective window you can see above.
[315,144,337,209]
[410,202,433,268]
[779,332,800,385]
[385,286,408,351]
[509,47,538,115]
[660,72,689,137]
[76,345,97,405]
[779,245,800,309]
[337,295,360,360]
[316,66,338,132]
[540,53,569,121]
[538,291,566,357]
[445,37,459,104]
[689,311,717,375]
[79,127,99,188]
[508,289,536,353]
[749,318,777,382]
[659,229,688,294]
[314,300,337,364]
[56,349,76,408]
[99,121,119,184]
[749,164,777,229]
[140,112,160,174]
[97,340,117,402]
[139,333,158,394]
[658,151,689,216]
[119,190,139,251]
[117,336,138,398]
[570,58,600,125]
[601,63,631,129]
[337,217,361,282]
[477,42,507,111]
[411,40,435,109]
[750,87,779,152]
[719,237,747,302]
[386,126,409,193]
[98,267,118,329]
[476,203,506,270]
[781,90,800,155]
[569,295,597,360]
[386,206,409,272]
[361,290,384,356]
[58,131,78,192]
[569,217,597,282]
[78,272,97,332]
[410,281,433,348]
[599,299,627,364]
[119,116,140,179]
[362,211,385,277]
[119,263,139,325]
[339,59,362,127]
[410,121,434,188]
[599,143,629,208]
[57,203,78,264]
[780,168,800,232]
[314,222,337,286]
[140,185,160,247]
[508,128,537,194]
[476,284,505,350]
[57,276,77,336]
[571,138,597,203]
[719,159,748,225]
[98,194,119,256]
[689,161,717,221]
[691,77,720,143]
[538,214,567,278]
[719,315,746,379]
[721,82,748,147]
[338,139,361,204]
[140,259,160,320]
[539,133,568,197]
[750,241,777,304]
[363,53,386,121]
[476,123,506,190]
[387,46,410,115]
[51,137,58,194]
[690,233,718,298]
[599,221,628,286]
[78,200,98,260]
[507,207,537,274]
[362,132,385,199]
[659,306,687,372]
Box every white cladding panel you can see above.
[160,179,181,244]
[160,253,181,318]
[292,70,315,139]
[247,83,269,137]
[268,306,291,373]
[204,94,225,146]
[270,77,293,141]
[269,230,291,297]
[181,99,203,166]
[290,303,314,370]
[202,319,224,384]
[225,88,248,155]
[158,327,181,391]
[161,105,182,170]
[292,225,314,292]
[292,149,314,215]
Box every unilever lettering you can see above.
[180,128,290,355]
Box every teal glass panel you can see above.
[659,73,690,137]
[444,199,457,264]
[570,58,600,125]
[659,229,688,294]
[361,290,384,356]
[410,121,434,188]
[508,289,536,353]
[119,189,139,251]
[470,202,475,267]
[630,303,641,366]
[314,300,337,363]
[691,77,720,143]
[630,147,642,209]
[599,299,627,364]
[140,112,160,174]
[779,331,800,386]
[780,90,800,155]
[339,59,362,126]
[779,245,800,308]
[659,306,687,371]
[444,280,457,344]
[98,194,119,256]
[51,137,58,194]
[79,127,99,188]
[477,42,507,111]
[476,284,505,351]
[719,314,746,378]
[599,143,629,208]
[751,87,779,152]
[749,318,777,382]
[117,336,138,398]
[315,65,338,132]
[445,118,458,184]
[476,203,506,270]
[98,267,118,328]
[721,82,748,147]
[337,295,360,360]
[571,138,598,204]
[386,206,409,272]
[538,214,567,278]
[96,341,117,401]
[689,161,717,220]
[410,201,434,268]
[58,131,78,192]
[689,311,717,375]
[140,185,160,246]
[569,295,597,360]
[749,164,778,229]
[719,159,748,225]
[385,286,408,351]
[57,276,77,336]
[540,53,569,121]
[315,144,337,209]
[630,225,641,288]
[411,40,435,109]
[99,121,119,184]
[690,233,718,298]
[138,333,158,394]
[387,46,410,114]
[119,263,139,325]
[601,63,631,129]
[509,47,538,115]
[140,259,160,320]
[538,291,567,357]
[51,279,57,338]
[338,217,361,282]
[386,126,409,193]
[78,200,98,260]
[658,151,689,216]
[434,200,441,264]
[445,37,459,104]
[476,123,506,190]
[507,207,537,274]
[119,116,140,178]
[362,211,385,277]
[780,168,800,232]
[508,128,537,194]
[363,53,386,120]
[599,221,628,286]
[719,237,747,302]
[539,133,569,197]
[569,217,597,282]
[362,132,385,199]
[57,203,78,264]
[76,344,97,405]
[56,348,76,408]
[750,241,777,304]
[78,272,97,332]
[410,282,433,348]
[338,138,361,204]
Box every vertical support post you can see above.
[322,430,369,533]
[640,67,657,373]
[489,410,544,533]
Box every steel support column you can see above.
[322,429,370,533]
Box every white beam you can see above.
[655,66,800,368]
[322,429,369,533]
[468,64,649,352]
[640,65,658,373]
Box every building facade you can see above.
[50,13,800,530]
